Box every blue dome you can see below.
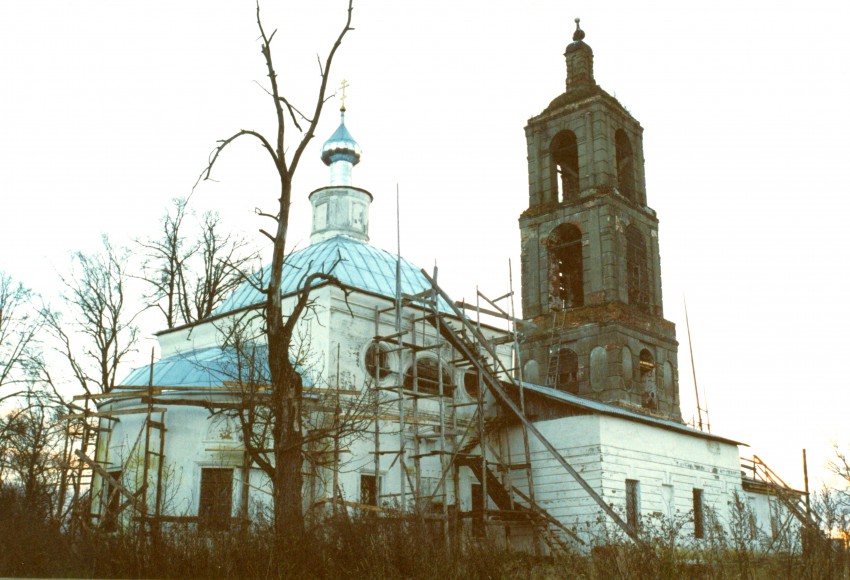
[321,116,361,166]
[214,236,450,315]
[119,345,314,390]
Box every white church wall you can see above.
[95,403,247,524]
[596,417,742,537]
[507,415,605,531]
[745,490,775,541]
[504,413,744,544]
[97,271,518,532]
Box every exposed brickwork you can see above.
[518,30,682,422]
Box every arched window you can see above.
[404,357,454,396]
[551,131,579,202]
[365,341,391,380]
[463,371,480,400]
[615,129,636,202]
[548,224,584,308]
[548,348,578,393]
[639,349,657,409]
[626,225,650,312]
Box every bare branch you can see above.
[54,236,139,394]
[278,95,312,132]
[255,208,279,221]
[195,0,356,541]
[193,129,279,193]
[289,0,354,177]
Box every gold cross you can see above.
[339,79,349,108]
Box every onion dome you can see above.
[321,110,361,167]
[309,98,373,243]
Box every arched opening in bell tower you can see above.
[615,129,636,202]
[551,347,579,393]
[626,225,650,312]
[551,130,579,202]
[639,349,657,409]
[548,223,584,308]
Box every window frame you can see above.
[403,356,455,397]
[102,469,123,532]
[625,225,650,312]
[364,340,392,380]
[693,488,705,539]
[625,479,640,531]
[550,347,579,393]
[548,223,584,309]
[360,472,381,507]
[551,130,580,202]
[199,467,234,532]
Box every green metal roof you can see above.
[120,345,313,390]
[214,235,447,315]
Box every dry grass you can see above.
[1,489,848,579]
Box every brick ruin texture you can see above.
[519,20,682,422]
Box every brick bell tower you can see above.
[519,19,682,421]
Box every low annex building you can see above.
[86,21,807,550]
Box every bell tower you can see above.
[519,20,681,421]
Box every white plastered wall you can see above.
[502,413,744,544]
[97,282,513,524]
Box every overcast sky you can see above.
[2,0,848,489]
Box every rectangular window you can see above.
[360,473,380,506]
[199,468,233,531]
[471,483,485,537]
[626,479,640,530]
[662,484,674,519]
[626,479,640,529]
[693,488,705,539]
[102,470,123,532]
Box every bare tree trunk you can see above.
[198,1,354,545]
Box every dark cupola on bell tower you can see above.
[519,19,682,421]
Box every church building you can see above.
[86,20,803,551]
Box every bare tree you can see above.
[0,391,65,523]
[0,273,42,405]
[138,197,190,329]
[829,445,850,510]
[47,236,139,395]
[197,1,354,540]
[139,198,257,329]
[182,210,257,324]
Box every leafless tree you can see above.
[139,198,257,329]
[0,391,66,524]
[196,1,354,541]
[183,211,258,323]
[0,273,42,405]
[138,197,190,329]
[829,445,850,511]
[46,236,140,395]
[213,309,380,521]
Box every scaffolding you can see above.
[61,377,169,537]
[61,262,644,552]
[356,265,640,551]
[742,455,822,532]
